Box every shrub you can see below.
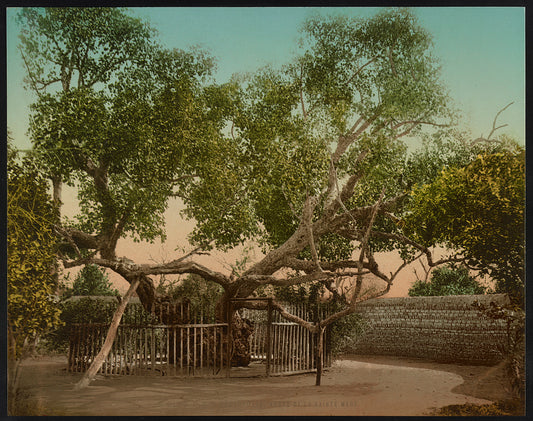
[156,274,224,322]
[434,399,524,416]
[409,264,486,296]
[41,297,154,353]
[61,264,119,298]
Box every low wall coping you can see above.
[354,294,510,309]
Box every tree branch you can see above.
[471,102,514,145]
[345,56,378,86]
[302,193,322,272]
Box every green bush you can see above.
[408,264,486,296]
[42,298,117,353]
[61,264,119,298]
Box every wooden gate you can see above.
[236,298,332,376]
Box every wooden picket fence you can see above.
[68,298,332,378]
[69,322,228,376]
[241,300,332,376]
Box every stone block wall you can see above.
[348,294,510,365]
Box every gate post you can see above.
[226,299,232,377]
[266,298,272,377]
[315,322,323,386]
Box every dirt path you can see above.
[13,355,508,416]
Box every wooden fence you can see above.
[240,300,332,376]
[69,298,332,378]
[69,300,229,377]
[69,322,228,376]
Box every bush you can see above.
[41,297,154,353]
[42,298,118,353]
[434,399,524,416]
[409,264,486,296]
[61,264,119,298]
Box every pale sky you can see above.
[7,7,526,149]
[5,7,524,295]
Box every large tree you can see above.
[21,8,486,386]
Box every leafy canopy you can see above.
[22,7,227,248]
[17,7,154,92]
[405,145,525,302]
[7,142,62,357]
[183,9,452,260]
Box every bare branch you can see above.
[487,102,514,140]
[471,102,514,145]
[394,120,448,140]
[414,258,431,282]
[323,150,368,224]
[19,50,51,98]
[272,300,317,332]
[331,113,378,164]
[60,250,98,269]
[350,187,385,302]
[392,120,449,130]
[331,193,406,233]
[55,225,99,250]
[367,230,465,268]
[240,270,334,287]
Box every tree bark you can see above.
[7,323,21,414]
[74,276,141,390]
[51,175,62,214]
[315,324,324,386]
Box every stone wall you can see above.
[348,294,510,365]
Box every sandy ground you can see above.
[13,354,512,416]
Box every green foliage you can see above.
[405,148,525,302]
[7,142,62,358]
[156,274,224,320]
[272,282,326,306]
[62,264,119,298]
[43,298,116,352]
[408,264,486,296]
[21,7,222,246]
[44,297,154,353]
[17,7,154,92]
[184,9,452,258]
